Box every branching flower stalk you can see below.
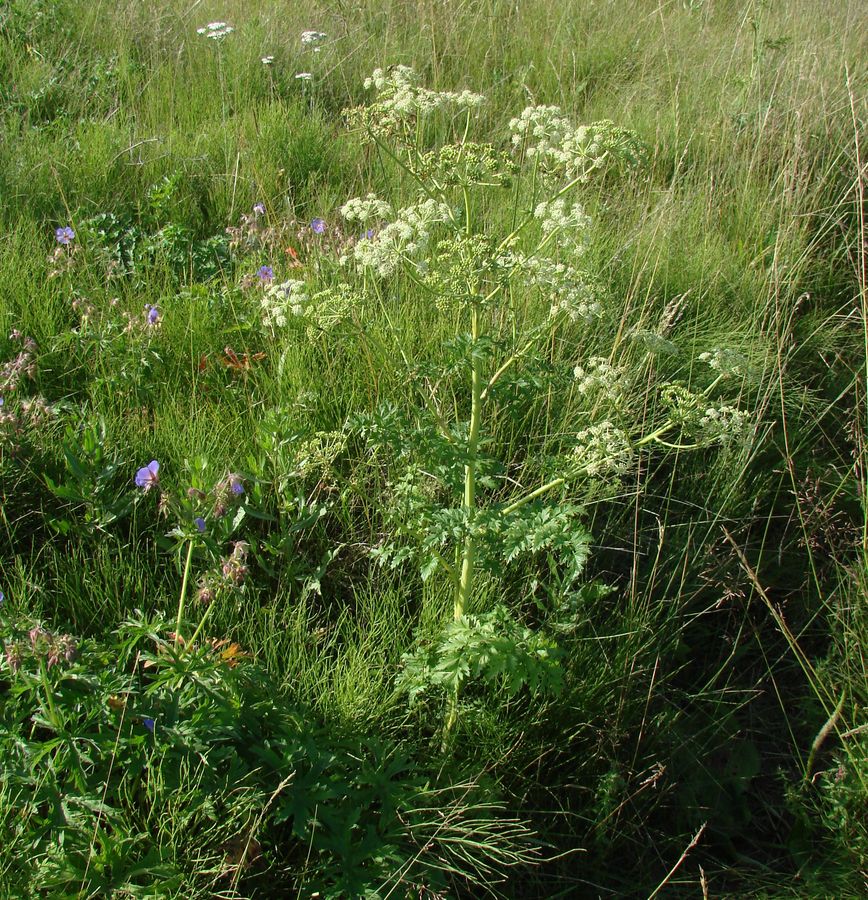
[331,68,750,746]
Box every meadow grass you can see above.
[1,0,866,896]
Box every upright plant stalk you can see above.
[455,303,483,622]
[175,539,195,647]
[444,302,484,746]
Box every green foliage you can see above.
[397,604,564,705]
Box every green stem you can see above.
[502,477,565,517]
[445,302,483,746]
[175,540,195,648]
[38,658,60,729]
[455,305,483,621]
[481,337,536,401]
[187,600,215,650]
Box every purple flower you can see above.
[194,516,206,533]
[227,473,244,495]
[145,304,160,326]
[135,460,160,490]
[253,202,266,216]
[257,265,274,283]
[143,717,155,732]
[310,218,326,234]
[365,229,375,239]
[55,226,75,245]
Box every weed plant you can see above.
[0,0,866,896]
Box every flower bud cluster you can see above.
[572,421,634,478]
[4,626,77,674]
[211,472,245,518]
[1,333,37,393]
[510,107,645,180]
[221,541,250,587]
[417,142,516,187]
[344,200,452,277]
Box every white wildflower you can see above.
[301,30,327,45]
[339,194,393,223]
[348,199,452,277]
[699,347,750,377]
[359,67,484,135]
[262,279,308,330]
[573,356,627,407]
[534,198,592,237]
[511,254,601,321]
[573,421,634,478]
[699,404,752,445]
[261,56,275,66]
[295,72,313,81]
[510,106,643,179]
[197,22,234,40]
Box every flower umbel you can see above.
[197,22,234,40]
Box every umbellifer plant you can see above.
[266,66,753,743]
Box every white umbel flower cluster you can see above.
[339,194,393,223]
[344,199,452,276]
[510,106,643,179]
[573,356,627,407]
[301,30,327,45]
[261,279,308,329]
[572,421,634,478]
[699,347,750,377]
[197,22,234,39]
[362,66,483,128]
[510,255,602,322]
[534,198,592,236]
[699,404,752,445]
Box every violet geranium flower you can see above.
[135,460,160,490]
[55,226,75,245]
[310,218,326,234]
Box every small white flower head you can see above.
[534,197,591,246]
[352,67,484,139]
[514,254,602,321]
[261,279,309,330]
[510,106,644,180]
[295,72,313,81]
[698,347,750,377]
[349,199,451,277]
[573,421,634,479]
[301,30,327,45]
[197,22,234,40]
[261,55,275,66]
[573,356,627,408]
[698,404,752,446]
[339,194,393,223]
